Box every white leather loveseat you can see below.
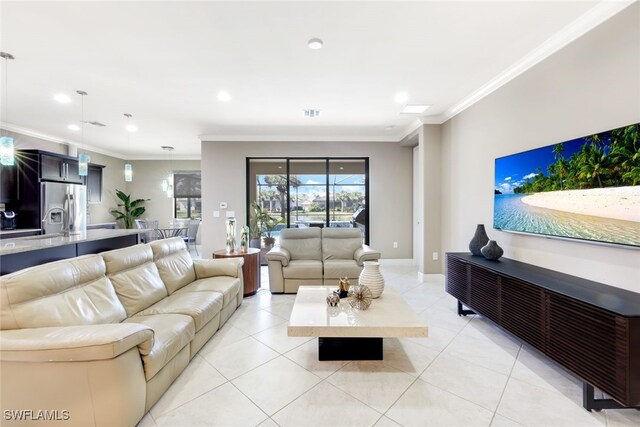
[266,228,380,293]
[0,237,243,427]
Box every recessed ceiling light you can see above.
[385,125,396,131]
[400,104,431,114]
[303,109,321,118]
[125,124,138,132]
[394,92,408,104]
[67,124,80,131]
[54,94,71,104]
[217,91,231,102]
[308,38,323,50]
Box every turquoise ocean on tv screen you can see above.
[494,194,640,246]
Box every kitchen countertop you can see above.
[0,229,143,256]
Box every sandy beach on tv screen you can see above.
[521,186,640,222]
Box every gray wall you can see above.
[440,3,640,291]
[200,140,413,259]
[127,159,201,227]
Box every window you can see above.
[247,158,369,244]
[173,171,201,219]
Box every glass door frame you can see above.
[246,157,370,244]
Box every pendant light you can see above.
[76,90,90,176]
[161,145,174,198]
[0,52,15,166]
[124,113,133,182]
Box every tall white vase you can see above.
[359,261,385,298]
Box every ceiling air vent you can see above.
[303,109,321,118]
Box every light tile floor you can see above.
[137,262,640,427]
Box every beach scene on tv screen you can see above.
[494,123,640,247]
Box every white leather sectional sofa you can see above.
[0,237,243,427]
[266,227,381,293]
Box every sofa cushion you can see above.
[176,277,241,307]
[0,255,127,330]
[283,260,323,279]
[322,228,363,261]
[150,237,197,294]
[132,291,223,332]
[194,258,243,279]
[124,313,194,380]
[280,228,322,261]
[323,259,362,279]
[103,245,168,317]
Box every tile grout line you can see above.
[488,343,523,426]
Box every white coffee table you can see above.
[288,286,428,360]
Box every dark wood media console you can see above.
[445,253,640,411]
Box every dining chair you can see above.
[183,219,201,255]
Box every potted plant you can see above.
[250,201,281,250]
[248,202,263,249]
[261,215,281,249]
[109,190,149,229]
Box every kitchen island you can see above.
[0,229,142,275]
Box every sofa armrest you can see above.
[354,245,381,266]
[266,246,291,267]
[0,323,154,363]
[194,258,244,279]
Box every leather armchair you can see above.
[267,228,381,293]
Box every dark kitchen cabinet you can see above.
[40,153,83,184]
[86,164,104,203]
[0,164,17,203]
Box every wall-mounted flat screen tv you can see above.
[494,123,640,248]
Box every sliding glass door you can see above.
[247,157,369,245]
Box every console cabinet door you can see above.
[547,292,629,405]
[445,256,469,305]
[500,277,545,351]
[469,265,500,323]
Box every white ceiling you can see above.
[0,1,630,159]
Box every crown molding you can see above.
[1,122,129,160]
[438,0,636,123]
[199,134,399,143]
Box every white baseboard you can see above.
[379,258,416,266]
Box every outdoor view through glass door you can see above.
[247,158,369,251]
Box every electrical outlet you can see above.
[393,242,398,249]
[213,211,220,218]
[432,252,438,261]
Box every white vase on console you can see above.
[359,261,385,298]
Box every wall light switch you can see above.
[226,211,235,218]
[393,242,398,249]
[220,202,227,209]
[213,211,220,218]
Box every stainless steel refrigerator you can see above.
[41,182,87,235]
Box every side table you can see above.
[213,248,260,296]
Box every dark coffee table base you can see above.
[318,337,382,361]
